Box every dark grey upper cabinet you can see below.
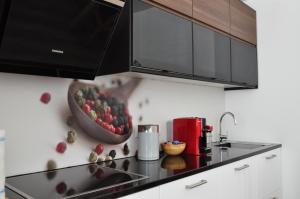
[231,39,258,86]
[193,23,231,82]
[132,0,193,76]
[98,0,258,89]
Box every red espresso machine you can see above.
[173,117,213,156]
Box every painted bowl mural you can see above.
[68,79,141,144]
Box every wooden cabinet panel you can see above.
[193,0,230,33]
[230,0,257,45]
[150,0,192,17]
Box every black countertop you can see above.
[6,141,281,199]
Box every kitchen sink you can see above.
[215,142,267,150]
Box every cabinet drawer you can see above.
[160,168,220,199]
[119,187,160,199]
[258,149,281,197]
[219,156,258,199]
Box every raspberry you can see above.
[106,106,111,114]
[86,100,95,107]
[102,122,110,130]
[82,104,91,113]
[104,114,113,124]
[40,92,51,104]
[115,127,122,135]
[56,142,67,153]
[95,118,102,126]
[95,144,104,155]
[110,125,116,133]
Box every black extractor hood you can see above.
[0,0,195,80]
[0,0,125,79]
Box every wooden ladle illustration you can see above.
[68,78,141,145]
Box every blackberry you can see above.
[106,97,114,106]
[112,119,119,127]
[118,117,125,125]
[109,150,116,159]
[123,144,130,156]
[111,106,119,116]
[124,126,130,134]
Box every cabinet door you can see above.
[231,39,258,87]
[193,23,231,81]
[258,149,281,198]
[160,168,220,199]
[219,157,258,199]
[119,187,160,199]
[193,0,230,33]
[150,0,192,17]
[133,0,193,76]
[230,0,257,45]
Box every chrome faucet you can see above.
[219,112,237,143]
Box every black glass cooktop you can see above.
[6,164,148,199]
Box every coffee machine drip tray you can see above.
[6,164,148,199]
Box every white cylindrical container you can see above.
[138,125,159,161]
[0,130,5,199]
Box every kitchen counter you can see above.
[5,141,281,199]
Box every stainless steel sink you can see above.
[215,142,268,150]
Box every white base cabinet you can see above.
[160,167,221,199]
[257,149,282,198]
[119,187,160,199]
[120,148,281,199]
[218,156,259,199]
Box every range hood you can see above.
[0,0,195,80]
[0,0,125,79]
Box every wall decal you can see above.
[0,72,224,176]
[40,92,51,104]
[68,79,141,145]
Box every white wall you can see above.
[0,72,225,176]
[225,0,300,198]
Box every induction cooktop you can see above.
[6,163,148,199]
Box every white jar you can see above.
[0,130,5,199]
[138,125,159,161]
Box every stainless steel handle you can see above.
[234,164,250,171]
[185,180,208,189]
[266,154,277,160]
